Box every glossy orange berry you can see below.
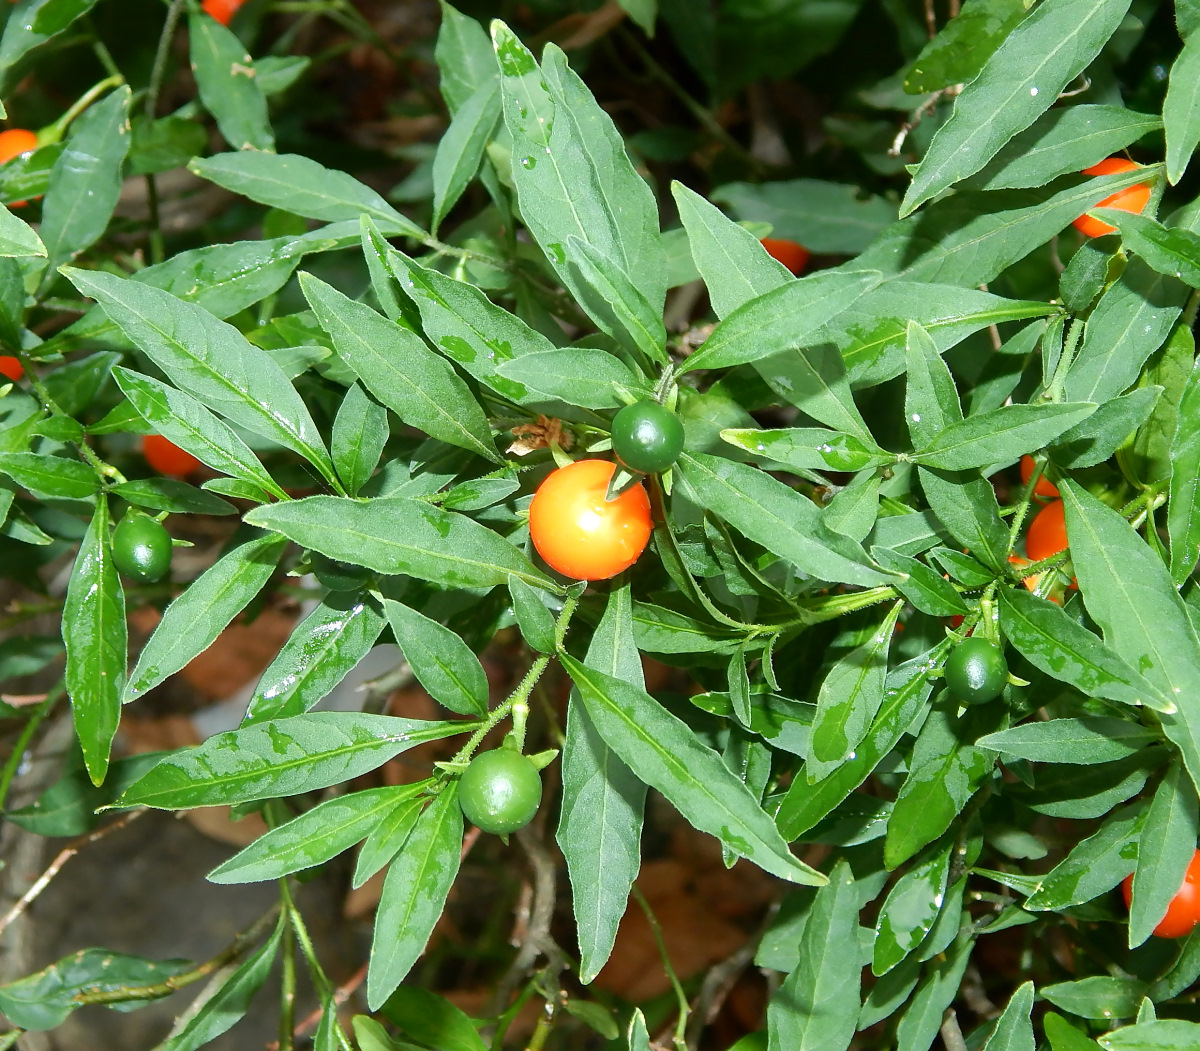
[1026,500,1068,563]
[0,128,39,207]
[760,237,810,275]
[201,0,244,25]
[1073,157,1151,238]
[1123,850,1200,938]
[1019,455,1059,498]
[528,459,652,580]
[0,355,21,382]
[142,434,202,479]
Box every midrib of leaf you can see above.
[908,0,1122,209]
[200,160,401,225]
[252,601,371,711]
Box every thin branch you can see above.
[633,886,689,1051]
[0,807,146,938]
[0,685,62,813]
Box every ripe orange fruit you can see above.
[1123,850,1200,939]
[528,459,652,580]
[1073,157,1151,238]
[201,0,245,25]
[142,434,202,479]
[0,128,39,207]
[1026,500,1068,562]
[0,355,21,382]
[761,238,810,275]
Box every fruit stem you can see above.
[39,73,125,146]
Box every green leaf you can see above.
[711,178,897,256]
[62,497,124,786]
[1096,209,1200,286]
[982,981,1035,1051]
[65,268,338,489]
[0,0,100,91]
[1061,481,1200,806]
[0,201,45,258]
[1042,977,1145,1020]
[997,588,1176,712]
[159,914,284,1051]
[1064,259,1187,405]
[188,152,424,238]
[492,24,666,316]
[1016,752,1160,819]
[118,712,469,809]
[123,532,287,704]
[112,368,286,500]
[208,785,419,883]
[965,105,1162,191]
[808,603,900,776]
[871,548,968,617]
[244,495,556,592]
[367,785,463,1008]
[40,84,131,275]
[301,272,500,464]
[905,0,1030,93]
[128,114,208,176]
[904,319,963,449]
[680,270,880,374]
[494,346,647,411]
[0,452,98,500]
[894,934,973,1051]
[872,838,952,976]
[109,478,236,517]
[561,653,825,885]
[507,574,556,653]
[353,794,425,889]
[901,0,1133,215]
[676,453,891,588]
[766,860,861,1051]
[382,986,487,1051]
[721,427,891,474]
[1164,32,1200,184]
[1045,1012,1103,1051]
[332,382,389,497]
[189,8,274,152]
[383,598,488,716]
[885,702,997,868]
[0,949,189,1031]
[431,79,500,234]
[1101,1020,1200,1049]
[1169,364,1200,585]
[1025,800,1146,910]
[977,717,1159,764]
[1051,386,1162,470]
[435,1,496,115]
[776,644,946,840]
[671,180,790,319]
[1128,762,1200,947]
[558,583,647,983]
[913,402,1097,471]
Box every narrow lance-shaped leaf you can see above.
[1164,31,1200,184]
[367,785,463,1009]
[998,588,1176,712]
[767,860,861,1051]
[244,495,556,593]
[901,0,1134,214]
[113,367,287,500]
[62,496,125,786]
[383,598,488,717]
[301,272,501,464]
[976,718,1159,764]
[64,268,338,489]
[1061,480,1200,801]
[331,381,389,497]
[1128,762,1200,947]
[118,712,471,810]
[558,582,648,983]
[561,653,825,886]
[873,839,953,976]
[913,402,1097,471]
[982,982,1035,1051]
[431,78,501,234]
[1169,363,1200,586]
[189,152,423,238]
[124,532,287,704]
[189,8,274,152]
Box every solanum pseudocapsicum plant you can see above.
[1,0,1200,1047]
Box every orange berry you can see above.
[143,434,202,479]
[760,238,810,275]
[0,355,21,382]
[1124,850,1200,939]
[1019,455,1059,498]
[1073,157,1151,238]
[1026,500,1068,563]
[201,0,244,25]
[0,129,39,208]
[528,459,652,580]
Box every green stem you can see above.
[632,886,689,1051]
[281,881,354,1051]
[145,174,165,265]
[85,23,123,81]
[1046,317,1083,403]
[279,908,296,1051]
[1005,456,1045,556]
[0,685,62,814]
[40,73,125,145]
[146,0,186,119]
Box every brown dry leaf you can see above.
[186,805,269,847]
[179,605,298,700]
[120,713,202,753]
[508,416,573,457]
